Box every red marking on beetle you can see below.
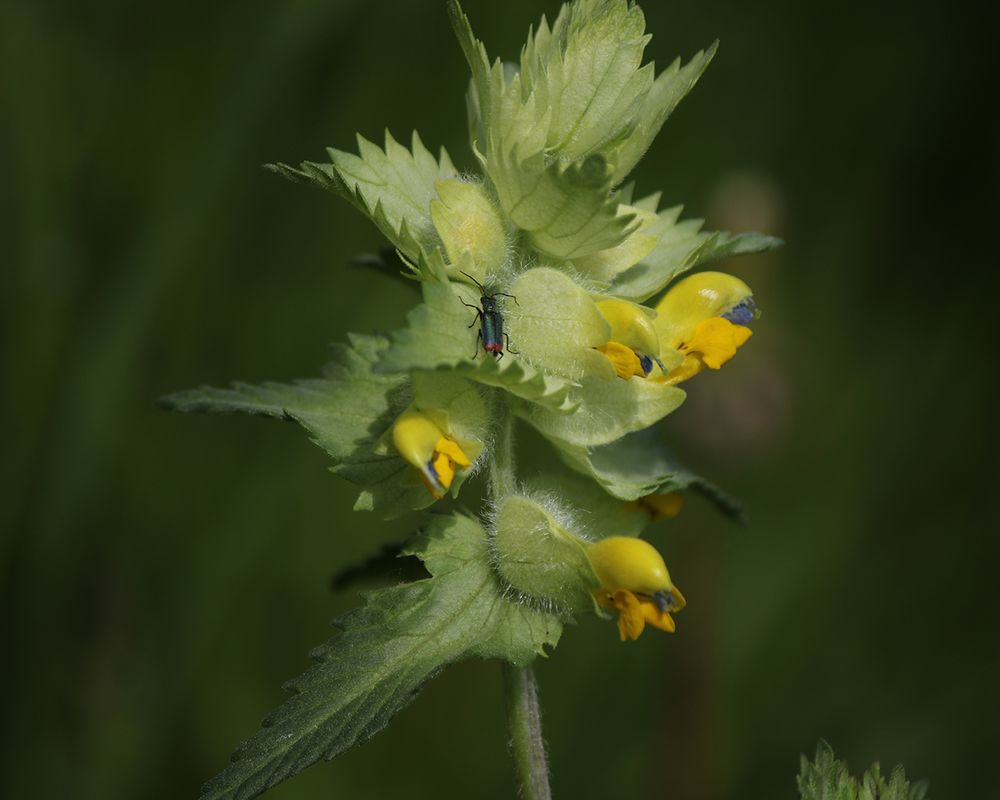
[485,343,503,353]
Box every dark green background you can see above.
[2,0,996,798]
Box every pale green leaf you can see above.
[554,430,746,523]
[531,0,652,161]
[608,201,783,302]
[611,41,719,183]
[493,149,637,260]
[268,130,457,261]
[160,334,439,519]
[517,374,686,449]
[571,202,659,281]
[448,0,505,152]
[199,514,561,800]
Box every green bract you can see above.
[491,493,599,613]
[163,1,782,798]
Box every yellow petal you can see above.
[664,317,752,384]
[670,585,686,612]
[436,436,471,467]
[653,271,753,351]
[639,596,676,633]
[596,341,646,379]
[392,411,444,469]
[612,590,646,641]
[588,536,674,597]
[392,411,471,498]
[595,298,660,356]
[680,316,752,369]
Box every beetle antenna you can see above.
[459,270,485,292]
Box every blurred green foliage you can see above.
[1,0,996,798]
[797,741,928,800]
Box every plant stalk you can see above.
[489,395,552,799]
[502,661,552,800]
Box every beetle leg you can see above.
[505,333,520,355]
[463,303,483,329]
[471,328,482,359]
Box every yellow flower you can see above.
[653,271,756,385]
[594,299,663,380]
[391,411,472,499]
[586,536,686,641]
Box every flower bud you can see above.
[430,179,508,284]
[490,495,599,613]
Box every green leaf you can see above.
[554,430,746,523]
[527,0,653,161]
[611,41,719,183]
[608,201,783,302]
[159,334,437,519]
[517,373,686,449]
[199,514,561,800]
[570,201,660,282]
[448,0,507,156]
[268,130,458,261]
[376,275,580,412]
[493,149,637,260]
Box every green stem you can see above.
[488,392,516,500]
[488,395,552,799]
[502,661,552,800]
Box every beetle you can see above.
[459,271,519,360]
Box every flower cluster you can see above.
[256,0,777,642]
[164,1,779,794]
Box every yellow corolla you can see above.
[593,299,664,380]
[391,410,472,499]
[587,536,686,641]
[653,271,756,385]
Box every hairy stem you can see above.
[488,392,517,500]
[490,396,552,799]
[502,659,552,800]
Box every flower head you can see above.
[392,410,472,499]
[586,536,685,641]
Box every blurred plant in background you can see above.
[162,1,782,797]
[797,742,928,800]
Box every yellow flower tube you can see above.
[586,536,686,641]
